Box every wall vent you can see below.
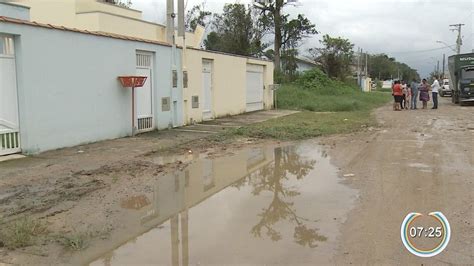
[136,53,151,67]
[137,117,153,131]
[0,130,21,156]
[162,97,171,111]
[192,96,199,108]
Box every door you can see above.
[0,35,21,156]
[246,64,264,112]
[136,52,154,133]
[202,60,213,121]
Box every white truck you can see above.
[439,79,451,97]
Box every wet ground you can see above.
[85,142,356,265]
[0,98,472,265]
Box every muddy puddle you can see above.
[86,141,357,265]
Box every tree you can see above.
[280,14,318,51]
[309,34,354,80]
[261,13,316,79]
[281,49,299,78]
[368,54,420,81]
[254,0,289,73]
[204,4,268,57]
[103,0,132,8]
[185,4,212,32]
[254,1,317,74]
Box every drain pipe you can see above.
[167,0,176,128]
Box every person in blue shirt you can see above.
[410,79,419,109]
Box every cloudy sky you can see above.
[131,0,473,78]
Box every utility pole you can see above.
[450,24,465,54]
[365,53,368,77]
[442,54,445,78]
[357,47,360,79]
[357,47,362,87]
[437,60,440,76]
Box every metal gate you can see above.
[136,52,154,133]
[0,35,21,155]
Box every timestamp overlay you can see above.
[400,212,451,257]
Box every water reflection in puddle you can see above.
[89,142,356,265]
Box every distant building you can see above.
[295,58,318,73]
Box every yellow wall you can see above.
[75,0,142,19]
[15,0,189,47]
[184,49,274,124]
[16,0,78,28]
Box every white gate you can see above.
[246,64,264,112]
[202,60,213,121]
[136,52,154,133]
[0,35,21,155]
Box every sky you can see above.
[131,0,474,78]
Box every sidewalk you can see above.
[0,110,298,185]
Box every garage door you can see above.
[246,64,264,112]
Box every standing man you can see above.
[431,76,440,109]
[410,79,419,109]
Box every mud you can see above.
[0,98,472,265]
[325,98,474,265]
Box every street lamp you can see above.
[436,41,457,53]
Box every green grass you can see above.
[276,84,389,112]
[57,232,90,251]
[0,218,46,249]
[214,69,391,141]
[223,111,378,140]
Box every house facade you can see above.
[0,1,274,155]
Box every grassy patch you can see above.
[276,85,389,112]
[0,218,46,249]
[377,88,392,93]
[224,111,377,140]
[275,69,390,112]
[212,69,391,141]
[57,232,90,251]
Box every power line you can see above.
[386,45,457,55]
[450,23,465,54]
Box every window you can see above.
[183,71,188,88]
[0,35,14,56]
[461,67,474,79]
[172,70,178,88]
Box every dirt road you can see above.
[330,97,473,264]
[0,98,472,265]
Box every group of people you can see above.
[392,77,440,111]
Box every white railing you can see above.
[0,128,21,156]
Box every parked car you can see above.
[439,79,451,97]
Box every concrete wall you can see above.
[0,2,30,21]
[184,49,274,124]
[0,21,181,154]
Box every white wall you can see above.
[0,21,180,154]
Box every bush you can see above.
[295,69,358,95]
[275,69,390,112]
